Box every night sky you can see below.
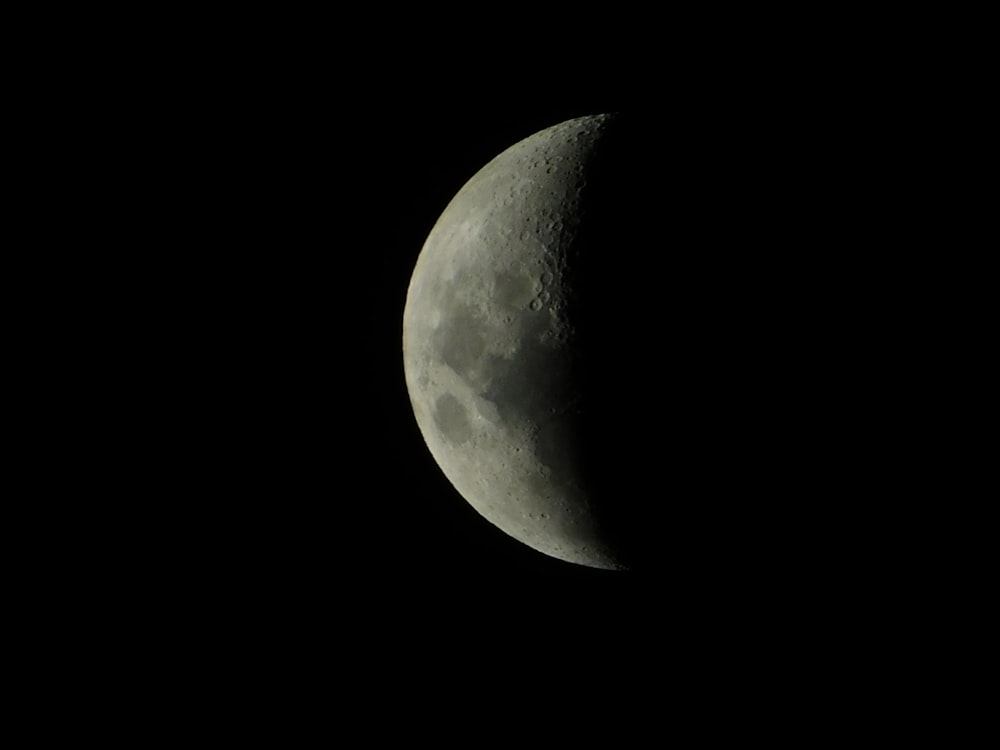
[63,35,949,727]
[48,20,958,730]
[146,52,922,674]
[20,11,965,735]
[185,98,867,616]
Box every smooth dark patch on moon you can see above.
[432,393,472,445]
[493,271,536,311]
[432,302,487,382]
[480,319,567,416]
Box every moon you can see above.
[403,114,648,569]
[403,105,877,581]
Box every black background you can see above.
[151,85,877,621]
[31,20,974,735]
[78,29,946,696]
[27,12,977,734]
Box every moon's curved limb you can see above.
[403,115,626,569]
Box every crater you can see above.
[493,271,535,311]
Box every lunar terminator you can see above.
[403,114,648,569]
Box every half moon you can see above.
[403,114,625,569]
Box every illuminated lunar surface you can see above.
[403,115,631,569]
